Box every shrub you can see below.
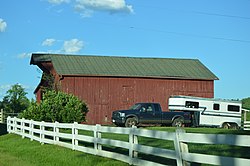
[20,91,88,123]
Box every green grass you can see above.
[1,127,250,166]
[0,134,128,166]
[246,111,250,121]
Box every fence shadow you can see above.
[0,123,7,136]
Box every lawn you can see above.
[0,134,128,166]
[0,127,249,166]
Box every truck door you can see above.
[139,104,162,124]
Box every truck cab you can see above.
[112,103,191,127]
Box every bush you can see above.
[20,91,88,123]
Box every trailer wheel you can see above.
[222,122,229,129]
[230,123,239,130]
[172,118,184,127]
[125,117,137,127]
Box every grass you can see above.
[0,134,128,166]
[0,127,250,166]
[246,111,250,121]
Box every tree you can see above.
[0,84,30,113]
[21,90,88,123]
[242,97,250,110]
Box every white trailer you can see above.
[168,95,242,129]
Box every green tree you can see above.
[21,90,88,123]
[242,97,250,110]
[0,84,30,113]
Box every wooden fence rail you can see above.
[7,117,250,166]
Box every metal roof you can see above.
[30,53,219,80]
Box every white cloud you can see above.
[47,0,133,17]
[42,38,56,46]
[17,38,85,57]
[63,39,84,53]
[47,0,70,5]
[0,18,7,32]
[17,53,31,59]
[75,0,133,16]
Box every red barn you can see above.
[30,53,218,124]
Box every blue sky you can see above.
[0,0,250,100]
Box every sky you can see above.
[0,0,250,100]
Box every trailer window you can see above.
[185,101,199,108]
[213,104,220,110]
[228,105,240,112]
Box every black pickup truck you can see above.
[112,103,191,127]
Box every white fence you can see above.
[244,121,250,130]
[0,109,3,123]
[243,109,250,130]
[7,117,250,166]
[0,109,19,124]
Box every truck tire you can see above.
[125,117,137,127]
[172,118,184,127]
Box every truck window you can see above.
[154,104,161,112]
[146,105,153,112]
[213,104,220,110]
[130,104,141,110]
[140,105,146,112]
[228,105,240,112]
[139,104,153,112]
[185,101,199,108]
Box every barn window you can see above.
[213,104,220,110]
[228,105,240,112]
[185,101,199,108]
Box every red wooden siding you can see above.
[59,76,214,124]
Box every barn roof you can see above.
[30,53,218,80]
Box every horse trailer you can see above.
[168,95,242,129]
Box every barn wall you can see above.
[60,76,214,124]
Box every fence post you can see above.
[14,117,17,133]
[21,118,25,139]
[174,129,184,166]
[30,119,34,141]
[54,121,59,144]
[7,116,11,133]
[0,109,3,123]
[94,124,102,155]
[175,128,191,166]
[72,122,78,150]
[129,125,138,165]
[40,121,45,145]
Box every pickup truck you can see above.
[112,103,191,127]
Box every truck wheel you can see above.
[172,118,184,127]
[125,117,137,127]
